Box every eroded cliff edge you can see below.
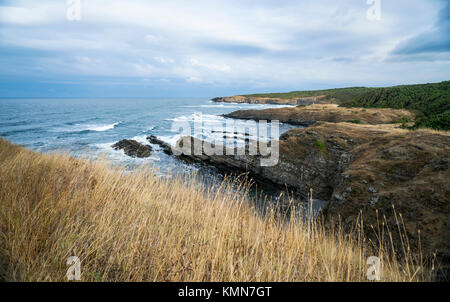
[212,95,330,106]
[224,104,415,126]
[146,122,449,276]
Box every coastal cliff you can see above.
[146,122,449,276]
[224,104,415,126]
[0,137,432,281]
[213,81,450,130]
[212,95,329,106]
[110,97,448,277]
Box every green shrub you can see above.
[315,140,326,151]
[414,111,450,131]
[393,117,411,124]
[346,119,363,124]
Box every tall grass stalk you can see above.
[0,139,432,281]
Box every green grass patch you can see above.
[314,140,326,151]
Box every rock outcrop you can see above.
[224,104,415,126]
[212,95,329,106]
[112,139,152,158]
[147,135,266,175]
[324,128,450,278]
[148,123,450,276]
[147,135,174,156]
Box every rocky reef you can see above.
[112,139,152,158]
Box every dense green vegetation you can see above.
[339,81,450,131]
[243,81,450,130]
[244,87,373,101]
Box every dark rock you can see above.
[112,139,152,158]
[147,135,173,155]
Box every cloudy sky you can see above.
[0,0,449,97]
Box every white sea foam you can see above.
[183,103,296,110]
[165,113,224,124]
[52,122,121,133]
[94,140,160,165]
[157,134,182,147]
[165,112,279,144]
[131,135,149,144]
[141,126,156,133]
[86,122,120,132]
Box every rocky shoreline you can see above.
[114,104,449,277]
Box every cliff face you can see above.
[325,128,450,276]
[212,95,328,105]
[224,104,415,125]
[147,123,450,275]
[279,124,449,270]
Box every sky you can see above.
[0,0,449,97]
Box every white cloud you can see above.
[153,57,174,64]
[186,76,203,83]
[145,34,163,44]
[189,58,231,73]
[0,6,51,25]
[0,0,448,92]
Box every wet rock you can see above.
[112,140,152,158]
[147,135,173,155]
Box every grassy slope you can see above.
[242,81,450,130]
[0,138,432,281]
[225,104,415,125]
[243,87,372,101]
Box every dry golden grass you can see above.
[0,138,433,281]
[339,122,450,135]
[225,104,416,126]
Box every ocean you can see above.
[0,97,297,174]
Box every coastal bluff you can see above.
[212,95,330,106]
[147,122,450,277]
[224,104,415,126]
